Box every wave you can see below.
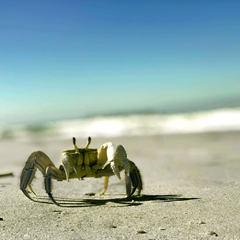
[1,108,240,141]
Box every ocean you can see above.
[1,107,240,141]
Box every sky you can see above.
[1,0,240,124]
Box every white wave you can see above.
[55,108,240,139]
[1,108,240,141]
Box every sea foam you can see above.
[1,108,240,141]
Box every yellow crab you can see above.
[20,137,142,206]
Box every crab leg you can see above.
[96,159,142,197]
[99,176,109,196]
[125,160,143,197]
[20,151,65,203]
[44,166,61,206]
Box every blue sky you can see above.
[1,0,240,124]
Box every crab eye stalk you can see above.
[85,137,91,149]
[72,137,79,153]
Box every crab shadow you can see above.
[32,194,199,208]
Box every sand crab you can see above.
[20,137,142,206]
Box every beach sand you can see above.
[1,132,240,239]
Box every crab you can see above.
[20,137,142,206]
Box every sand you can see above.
[1,132,240,239]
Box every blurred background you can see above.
[1,0,240,141]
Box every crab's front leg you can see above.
[20,151,66,205]
[97,143,142,197]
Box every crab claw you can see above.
[108,144,130,180]
[60,153,70,181]
[60,152,80,181]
